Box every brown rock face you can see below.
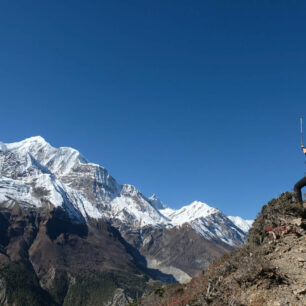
[122,224,233,282]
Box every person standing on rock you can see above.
[294,145,306,203]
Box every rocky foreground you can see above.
[135,192,306,306]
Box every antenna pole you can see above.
[301,116,303,146]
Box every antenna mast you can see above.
[301,116,303,146]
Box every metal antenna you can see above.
[301,116,303,146]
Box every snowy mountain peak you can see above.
[178,200,218,218]
[6,135,50,152]
[228,216,253,233]
[4,136,89,176]
[160,201,246,246]
[23,135,46,142]
[148,194,167,210]
[161,201,219,226]
[188,200,218,212]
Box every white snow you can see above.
[6,136,50,155]
[160,207,176,218]
[6,136,88,176]
[228,216,253,233]
[165,201,219,226]
[0,176,41,208]
[0,142,7,152]
[65,186,103,220]
[108,195,167,227]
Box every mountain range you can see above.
[137,192,306,305]
[0,136,253,305]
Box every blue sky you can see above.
[0,1,305,219]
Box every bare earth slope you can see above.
[137,192,306,306]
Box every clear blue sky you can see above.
[0,1,305,219]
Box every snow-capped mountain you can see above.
[0,136,248,247]
[1,136,168,227]
[0,136,256,283]
[161,201,219,224]
[159,201,246,246]
[228,216,253,233]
